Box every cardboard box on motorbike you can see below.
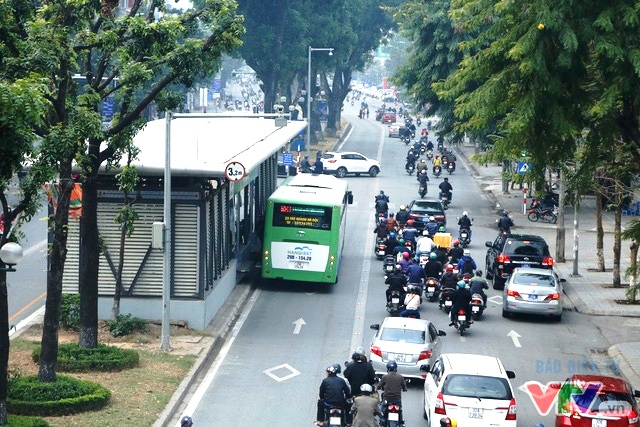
[433,232,452,249]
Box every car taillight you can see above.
[434,392,446,415]
[505,398,517,420]
[628,408,638,423]
[542,256,554,266]
[418,350,432,361]
[328,159,337,163]
[497,254,511,263]
[409,213,419,219]
[370,345,382,358]
[544,292,561,300]
[506,289,521,298]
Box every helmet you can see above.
[398,238,405,244]
[394,264,402,273]
[453,240,459,246]
[419,158,426,163]
[463,273,471,281]
[446,264,454,272]
[181,416,194,427]
[407,219,414,226]
[421,169,427,174]
[326,365,338,375]
[386,361,398,372]
[436,154,440,157]
[457,280,466,288]
[440,418,457,427]
[355,346,365,356]
[352,352,361,361]
[400,205,406,210]
[444,177,448,181]
[389,212,395,217]
[423,230,429,236]
[438,225,446,232]
[476,269,483,277]
[360,384,373,394]
[430,252,437,259]
[429,216,435,221]
[332,363,342,374]
[462,211,468,216]
[403,252,410,260]
[380,190,385,195]
[389,232,396,238]
[379,217,386,224]
[463,249,471,256]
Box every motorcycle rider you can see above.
[406,150,417,172]
[401,220,419,251]
[377,361,407,426]
[449,280,472,326]
[425,139,434,151]
[457,249,477,276]
[447,240,464,264]
[425,216,440,238]
[469,269,489,308]
[180,416,194,427]
[440,417,458,427]
[457,211,473,242]
[393,239,411,261]
[432,154,443,174]
[344,353,376,399]
[373,217,389,240]
[400,286,421,318]
[375,190,390,203]
[395,205,410,226]
[498,210,514,233]
[398,251,412,273]
[417,170,429,195]
[385,265,408,303]
[300,155,312,173]
[438,177,453,203]
[415,230,435,260]
[416,158,427,174]
[440,264,459,289]
[385,212,398,232]
[375,196,389,219]
[384,232,399,256]
[423,252,444,279]
[316,365,352,426]
[350,384,382,427]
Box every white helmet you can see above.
[463,249,471,256]
[423,230,429,236]
[429,216,435,221]
[360,384,373,393]
[462,211,468,216]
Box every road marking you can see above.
[23,239,47,257]
[9,305,45,338]
[178,288,261,426]
[9,291,46,322]
[507,330,522,347]
[292,318,306,335]
[263,363,301,382]
[488,295,503,305]
[335,126,354,151]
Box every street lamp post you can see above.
[306,47,334,158]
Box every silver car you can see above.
[502,267,566,321]
[369,317,446,379]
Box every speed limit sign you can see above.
[225,161,246,181]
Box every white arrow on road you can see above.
[507,330,522,348]
[292,318,306,335]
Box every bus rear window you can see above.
[272,203,333,230]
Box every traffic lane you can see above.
[338,111,385,163]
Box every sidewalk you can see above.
[455,142,640,390]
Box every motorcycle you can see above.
[383,255,396,275]
[419,145,426,155]
[459,228,471,248]
[419,253,429,268]
[433,165,442,177]
[497,217,512,234]
[453,308,470,336]
[384,402,403,427]
[527,199,558,224]
[471,293,484,320]
[401,134,410,145]
[418,183,427,198]
[386,289,404,317]
[406,162,415,175]
[440,288,455,314]
[425,277,440,302]
[426,149,433,160]
[325,406,346,427]
[447,162,456,174]
[375,239,386,260]
[440,193,450,210]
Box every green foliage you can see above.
[5,415,50,427]
[105,314,148,337]
[7,375,111,416]
[31,343,139,372]
[59,293,81,330]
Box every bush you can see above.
[60,294,80,330]
[8,375,111,416]
[32,343,139,372]
[105,314,147,337]
[5,414,50,426]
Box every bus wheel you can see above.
[368,167,379,177]
[336,167,347,178]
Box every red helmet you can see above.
[453,240,460,246]
[403,252,410,260]
[446,264,454,272]
[407,219,414,226]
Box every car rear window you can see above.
[512,272,555,287]
[380,328,425,344]
[412,202,442,211]
[504,239,548,256]
[322,153,336,159]
[443,375,513,400]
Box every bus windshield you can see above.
[272,203,333,230]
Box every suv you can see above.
[321,151,381,178]
[422,353,517,427]
[485,233,553,289]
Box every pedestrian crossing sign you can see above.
[517,162,532,174]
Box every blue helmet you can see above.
[457,280,466,288]
[181,416,193,427]
[390,232,396,238]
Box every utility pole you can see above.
[555,169,566,262]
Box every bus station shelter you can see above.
[61,114,307,330]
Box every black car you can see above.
[485,233,553,289]
[407,199,447,231]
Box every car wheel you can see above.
[502,308,511,318]
[336,167,347,178]
[369,167,380,177]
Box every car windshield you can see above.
[512,272,555,287]
[412,202,442,212]
[504,239,548,256]
[443,374,513,400]
[379,327,425,344]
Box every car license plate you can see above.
[329,416,342,426]
[522,263,531,268]
[472,306,480,313]
[290,261,308,270]
[445,301,453,307]
[469,407,483,419]
[388,413,399,421]
[458,315,466,321]
[389,353,411,363]
[391,298,400,304]
[427,287,435,293]
[423,216,429,222]
[528,294,538,301]
[592,420,606,427]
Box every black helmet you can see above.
[326,365,338,375]
[332,363,342,374]
[475,269,483,277]
[181,416,194,427]
[386,361,398,372]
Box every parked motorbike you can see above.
[375,239,386,260]
[527,200,558,224]
[453,308,471,336]
[406,162,415,175]
[440,193,450,210]
[433,165,442,177]
[386,289,404,317]
[383,255,396,275]
[447,162,456,174]
[440,288,455,314]
[459,228,471,248]
[425,277,440,302]
[471,293,484,320]
[418,183,427,198]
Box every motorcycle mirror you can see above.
[507,370,516,379]
[437,330,447,336]
[370,324,380,330]
[419,364,431,373]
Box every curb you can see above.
[608,343,640,391]
[454,145,501,211]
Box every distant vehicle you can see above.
[388,124,403,138]
[555,374,640,427]
[381,111,397,124]
[421,353,517,427]
[407,199,447,230]
[485,233,553,289]
[322,151,381,178]
[369,317,446,379]
[261,174,353,284]
[502,267,565,321]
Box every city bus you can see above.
[261,173,353,283]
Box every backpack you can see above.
[461,258,475,275]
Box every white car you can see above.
[322,151,381,178]
[422,353,517,427]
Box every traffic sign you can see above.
[282,152,294,166]
[225,161,246,181]
[517,162,532,175]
